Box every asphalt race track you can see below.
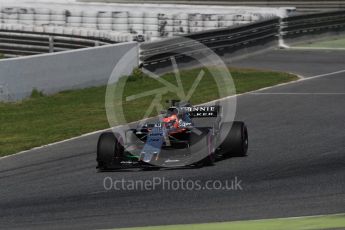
[230,49,345,77]
[0,49,344,230]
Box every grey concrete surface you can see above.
[0,42,138,101]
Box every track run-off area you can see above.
[0,49,344,230]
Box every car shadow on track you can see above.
[96,154,247,173]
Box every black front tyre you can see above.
[97,132,124,170]
[219,122,248,157]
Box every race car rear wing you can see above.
[181,106,220,118]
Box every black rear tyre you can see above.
[219,122,248,157]
[97,132,124,170]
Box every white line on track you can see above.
[300,69,345,81]
[250,69,345,95]
[234,212,345,223]
[290,47,345,51]
[205,69,345,104]
[88,190,107,195]
[250,93,345,95]
[1,68,345,161]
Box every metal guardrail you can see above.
[0,29,116,56]
[281,10,345,39]
[1,10,344,62]
[80,0,345,12]
[0,26,123,57]
[0,30,115,57]
[140,10,345,68]
[140,18,280,66]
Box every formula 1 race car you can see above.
[97,100,248,171]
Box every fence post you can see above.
[278,18,289,48]
[48,36,54,53]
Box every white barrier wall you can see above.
[0,42,138,101]
[0,2,291,41]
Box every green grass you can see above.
[0,67,298,156]
[295,36,345,48]
[114,213,345,230]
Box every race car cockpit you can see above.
[163,107,192,129]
